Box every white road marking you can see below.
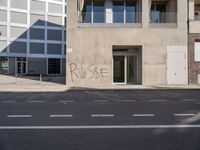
[181,99,196,102]
[133,114,155,117]
[91,114,115,117]
[148,100,168,102]
[27,100,45,103]
[49,114,73,118]
[93,100,109,103]
[59,100,74,103]
[2,101,16,103]
[0,125,200,129]
[174,113,195,117]
[121,100,136,102]
[7,115,32,118]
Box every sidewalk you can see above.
[0,84,200,92]
[0,75,200,92]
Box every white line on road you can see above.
[91,114,115,117]
[49,114,73,118]
[174,113,195,117]
[148,100,168,102]
[7,115,32,118]
[181,99,196,102]
[0,125,200,129]
[121,100,136,102]
[58,100,74,103]
[93,100,109,103]
[133,114,155,117]
[27,100,45,103]
[1,101,16,103]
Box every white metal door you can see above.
[167,47,187,85]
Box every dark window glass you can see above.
[48,58,61,75]
[126,1,136,23]
[82,0,92,23]
[113,1,124,23]
[0,57,8,74]
[93,1,105,23]
[150,3,166,23]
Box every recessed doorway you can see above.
[113,49,139,84]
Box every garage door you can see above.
[167,46,187,85]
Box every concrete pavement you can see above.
[0,84,200,92]
[0,90,200,149]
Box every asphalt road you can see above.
[0,89,200,150]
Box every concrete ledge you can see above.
[77,23,142,28]
[149,23,177,28]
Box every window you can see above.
[48,3,63,14]
[150,2,167,23]
[194,3,200,20]
[11,0,27,10]
[10,12,27,24]
[113,1,124,23]
[82,0,105,23]
[30,0,45,13]
[82,0,92,23]
[113,0,136,23]
[93,0,105,23]
[126,0,136,23]
[0,57,8,74]
[195,41,200,62]
[48,58,61,75]
[0,10,7,22]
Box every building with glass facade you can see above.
[0,0,66,75]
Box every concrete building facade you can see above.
[189,0,200,85]
[67,0,188,86]
[0,0,66,76]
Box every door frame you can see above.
[167,46,188,85]
[112,53,138,85]
[15,57,27,75]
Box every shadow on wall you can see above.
[0,19,66,85]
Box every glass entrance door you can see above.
[127,55,137,83]
[113,55,137,84]
[17,58,26,75]
[113,56,125,83]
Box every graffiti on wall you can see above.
[69,63,109,82]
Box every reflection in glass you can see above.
[113,1,124,23]
[93,1,105,23]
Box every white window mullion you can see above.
[7,0,11,53]
[27,0,30,56]
[61,0,65,56]
[91,0,94,23]
[45,0,48,56]
[124,0,126,23]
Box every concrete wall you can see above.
[189,34,200,84]
[189,0,200,84]
[67,0,188,86]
